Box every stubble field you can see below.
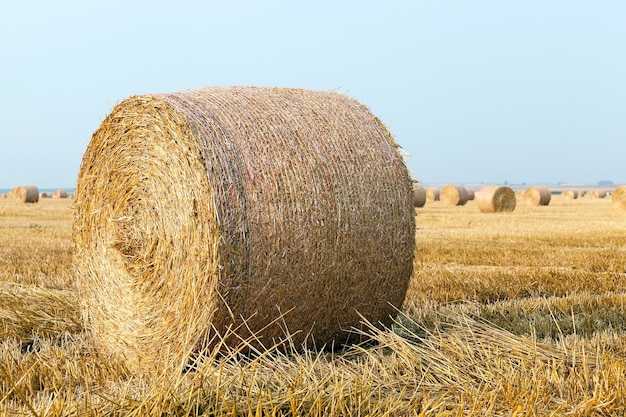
[1,194,626,416]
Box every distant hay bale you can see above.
[426,188,440,202]
[523,186,551,206]
[73,86,416,370]
[613,186,626,210]
[40,192,51,198]
[10,186,39,203]
[413,184,426,208]
[465,188,475,201]
[53,189,68,199]
[586,190,607,199]
[440,185,469,206]
[562,190,578,199]
[475,185,516,213]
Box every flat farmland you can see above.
[2,195,626,416]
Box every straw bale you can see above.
[612,186,626,210]
[586,190,607,199]
[426,188,440,202]
[10,185,39,203]
[561,190,578,199]
[440,185,469,206]
[40,192,51,198]
[73,86,415,370]
[53,189,68,198]
[464,188,475,201]
[413,184,426,208]
[523,186,551,206]
[475,185,516,213]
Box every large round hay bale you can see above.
[53,189,68,199]
[73,86,416,370]
[464,188,475,201]
[413,184,426,208]
[10,186,39,203]
[523,186,551,206]
[475,185,516,213]
[426,188,440,202]
[440,185,469,206]
[612,186,626,210]
[562,190,578,199]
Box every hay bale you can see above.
[586,190,607,199]
[523,186,551,206]
[440,185,469,206]
[562,190,578,199]
[464,188,475,201]
[426,188,440,202]
[612,186,626,210]
[475,185,516,213]
[53,189,68,199]
[40,192,51,198]
[73,86,416,370]
[413,184,426,208]
[10,186,39,203]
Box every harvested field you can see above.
[2,193,626,415]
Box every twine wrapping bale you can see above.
[53,189,68,199]
[475,185,516,213]
[440,185,469,206]
[10,186,39,203]
[562,190,578,199]
[73,86,416,369]
[523,186,551,206]
[413,184,426,208]
[612,186,626,210]
[426,188,440,202]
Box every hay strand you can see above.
[523,186,551,206]
[440,185,469,206]
[10,186,39,203]
[73,86,416,370]
[475,185,516,213]
[612,186,626,210]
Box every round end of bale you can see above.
[475,185,516,213]
[612,186,626,210]
[11,186,39,203]
[426,188,440,202]
[413,184,426,208]
[562,190,578,199]
[53,189,68,199]
[523,186,551,206]
[440,185,469,206]
[73,86,416,371]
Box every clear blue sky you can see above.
[1,1,624,188]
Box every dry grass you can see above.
[2,194,626,415]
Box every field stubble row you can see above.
[1,196,626,415]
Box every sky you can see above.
[1,0,625,188]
